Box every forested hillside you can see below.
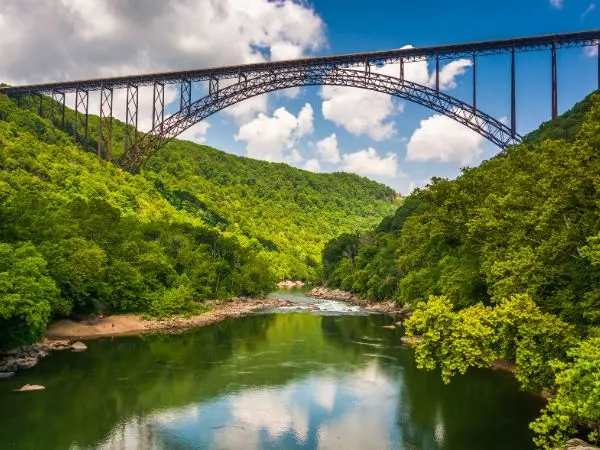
[321,91,600,448]
[0,94,395,349]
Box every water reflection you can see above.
[0,309,544,450]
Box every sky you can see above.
[0,0,598,193]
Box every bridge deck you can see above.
[1,30,599,95]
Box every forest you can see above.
[321,92,600,448]
[0,93,396,349]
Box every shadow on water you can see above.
[0,304,545,449]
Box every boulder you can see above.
[15,384,45,392]
[16,357,39,370]
[557,439,599,450]
[0,372,15,379]
[71,341,87,352]
[400,335,421,345]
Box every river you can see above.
[0,288,544,449]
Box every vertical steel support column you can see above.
[209,77,219,99]
[180,79,192,112]
[51,91,66,128]
[399,57,404,80]
[551,42,558,119]
[124,84,139,157]
[74,88,89,149]
[472,53,477,112]
[435,55,440,93]
[152,81,165,132]
[511,49,516,137]
[97,86,114,161]
[597,43,600,90]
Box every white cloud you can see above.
[316,133,341,164]
[288,148,303,164]
[431,59,473,90]
[341,147,398,178]
[550,0,564,8]
[320,50,471,142]
[0,0,325,128]
[178,121,211,144]
[581,3,596,20]
[234,103,314,162]
[406,113,484,165]
[585,45,598,57]
[303,159,321,172]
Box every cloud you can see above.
[581,3,596,20]
[316,133,341,164]
[303,159,321,172]
[341,147,399,178]
[0,0,325,126]
[550,0,564,8]
[178,121,211,144]
[406,113,484,164]
[234,103,314,162]
[585,45,598,57]
[320,50,471,141]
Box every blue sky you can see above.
[0,0,598,193]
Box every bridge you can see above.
[0,30,599,171]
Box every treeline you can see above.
[0,94,395,349]
[321,92,600,448]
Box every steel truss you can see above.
[98,86,113,161]
[152,81,165,132]
[2,30,598,95]
[74,88,89,149]
[51,91,66,128]
[125,84,139,157]
[120,67,520,170]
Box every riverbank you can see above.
[1,297,294,377]
[307,286,412,317]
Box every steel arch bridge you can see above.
[0,30,599,171]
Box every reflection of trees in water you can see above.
[396,354,545,450]
[0,314,277,450]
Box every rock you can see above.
[277,280,306,288]
[0,372,15,379]
[400,335,421,345]
[382,325,396,330]
[557,439,600,450]
[71,341,87,352]
[16,357,38,370]
[15,384,45,392]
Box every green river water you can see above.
[0,289,544,449]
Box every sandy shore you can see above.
[45,297,294,340]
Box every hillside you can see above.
[0,93,395,348]
[320,91,600,448]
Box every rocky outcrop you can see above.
[557,439,599,450]
[0,339,72,375]
[277,280,306,288]
[308,287,359,302]
[15,384,45,392]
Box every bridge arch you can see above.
[120,67,521,170]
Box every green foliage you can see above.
[0,92,394,349]
[322,92,600,447]
[0,242,58,348]
[530,337,600,449]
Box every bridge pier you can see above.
[152,81,165,133]
[551,42,558,119]
[435,56,440,93]
[74,88,89,149]
[125,84,139,159]
[50,91,66,128]
[472,52,477,112]
[180,79,192,112]
[98,86,113,161]
[511,49,516,138]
